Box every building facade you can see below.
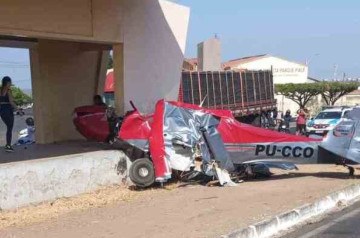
[223,54,316,115]
[335,88,360,107]
[182,58,198,71]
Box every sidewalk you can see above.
[0,141,113,164]
[1,165,359,238]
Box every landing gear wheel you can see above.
[129,158,155,188]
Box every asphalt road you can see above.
[0,108,33,146]
[283,200,360,238]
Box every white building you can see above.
[223,54,318,115]
[335,87,360,107]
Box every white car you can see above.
[319,108,360,168]
[306,107,352,136]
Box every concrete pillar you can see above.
[31,39,103,143]
[113,44,125,115]
[96,50,110,95]
[30,45,54,144]
[121,0,189,113]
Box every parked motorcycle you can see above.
[278,119,290,134]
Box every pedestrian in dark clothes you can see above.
[0,76,18,152]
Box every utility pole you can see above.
[305,53,320,66]
[333,64,338,81]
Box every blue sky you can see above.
[1,0,359,90]
[0,47,31,90]
[178,0,360,79]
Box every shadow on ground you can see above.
[250,170,359,182]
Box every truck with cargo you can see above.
[103,69,276,125]
[178,70,277,125]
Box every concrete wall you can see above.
[96,50,111,95]
[275,94,301,115]
[0,0,123,44]
[276,94,322,117]
[0,150,128,210]
[122,0,190,112]
[114,44,125,115]
[335,94,360,107]
[31,40,104,143]
[0,0,190,143]
[197,38,221,71]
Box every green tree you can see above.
[275,83,322,109]
[11,87,32,106]
[320,81,359,106]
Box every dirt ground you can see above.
[1,164,360,238]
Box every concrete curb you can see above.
[222,183,360,238]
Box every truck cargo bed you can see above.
[179,70,277,116]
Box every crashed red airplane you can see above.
[74,100,324,188]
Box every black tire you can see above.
[129,158,155,188]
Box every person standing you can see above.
[273,108,278,126]
[0,76,17,152]
[296,108,307,136]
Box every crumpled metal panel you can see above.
[320,110,360,164]
[162,102,234,173]
[202,125,235,172]
[348,108,360,120]
[348,121,360,162]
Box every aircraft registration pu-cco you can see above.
[72,101,359,188]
